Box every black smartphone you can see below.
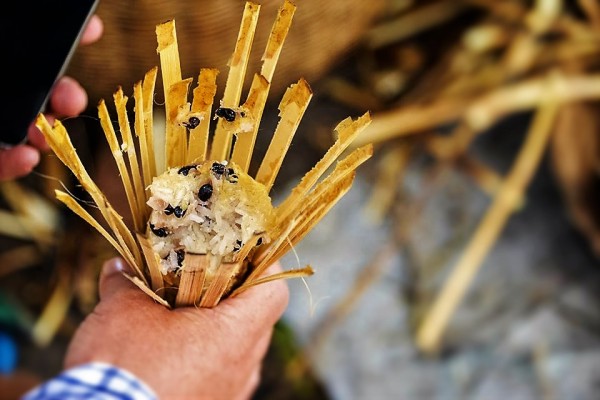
[1,0,99,148]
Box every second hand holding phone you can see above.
[1,0,100,148]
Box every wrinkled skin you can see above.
[65,258,289,400]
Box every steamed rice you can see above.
[146,160,274,275]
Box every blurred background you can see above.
[1,0,600,399]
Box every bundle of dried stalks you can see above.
[313,0,600,354]
[36,0,372,309]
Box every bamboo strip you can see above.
[276,113,371,221]
[175,254,208,307]
[276,144,373,235]
[35,118,94,192]
[106,207,145,278]
[252,213,297,271]
[261,205,326,272]
[188,68,219,164]
[228,0,297,169]
[35,116,142,272]
[124,274,171,308]
[234,235,262,264]
[230,1,296,171]
[156,20,182,88]
[266,173,356,269]
[252,172,356,281]
[415,100,560,355]
[261,0,296,82]
[232,265,314,296]
[199,262,238,307]
[98,100,142,230]
[142,67,159,176]
[137,233,165,294]
[230,74,270,172]
[55,190,140,277]
[255,79,313,190]
[210,2,261,161]
[165,78,193,168]
[114,88,147,231]
[156,20,183,170]
[133,82,153,198]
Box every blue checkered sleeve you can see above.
[21,362,157,400]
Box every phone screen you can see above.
[1,0,99,147]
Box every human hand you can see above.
[0,15,103,181]
[64,257,290,400]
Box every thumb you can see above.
[98,257,138,301]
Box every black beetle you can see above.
[149,223,169,237]
[198,183,213,202]
[215,107,236,122]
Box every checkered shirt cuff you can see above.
[21,362,157,400]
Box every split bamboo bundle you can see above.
[35,0,372,308]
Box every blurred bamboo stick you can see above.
[415,98,559,355]
[353,72,600,148]
[0,246,42,279]
[31,270,73,347]
[366,0,469,48]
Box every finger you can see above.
[236,262,290,311]
[98,257,140,301]
[0,145,40,180]
[80,15,103,45]
[27,117,53,152]
[220,262,290,328]
[49,76,87,117]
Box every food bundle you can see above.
[36,0,372,308]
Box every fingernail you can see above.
[112,258,124,272]
[102,257,125,277]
